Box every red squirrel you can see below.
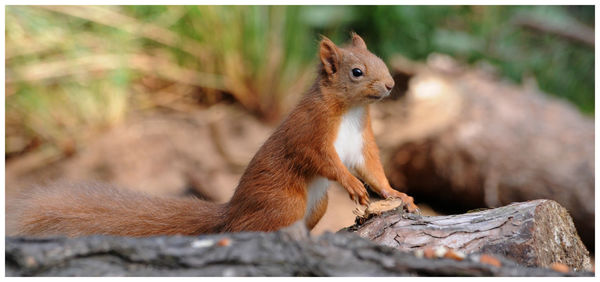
[13,33,418,237]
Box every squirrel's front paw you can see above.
[343,177,370,206]
[383,189,419,214]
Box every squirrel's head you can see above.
[318,32,395,105]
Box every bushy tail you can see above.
[11,182,226,237]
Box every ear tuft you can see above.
[319,35,340,76]
[350,32,367,50]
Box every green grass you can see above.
[5,5,594,158]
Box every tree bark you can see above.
[5,230,591,277]
[378,55,594,249]
[345,199,592,272]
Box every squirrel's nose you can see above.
[385,80,395,91]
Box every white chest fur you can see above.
[334,106,366,169]
[304,107,366,222]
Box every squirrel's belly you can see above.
[304,177,330,222]
[334,106,365,169]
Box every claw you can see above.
[404,210,423,220]
[408,206,422,215]
[403,201,420,214]
[359,196,369,206]
[383,189,419,214]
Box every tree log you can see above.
[378,55,594,249]
[5,231,592,277]
[345,199,592,272]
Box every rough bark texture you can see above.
[5,231,592,277]
[345,199,592,272]
[380,55,594,249]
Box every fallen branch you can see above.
[5,230,591,276]
[513,15,594,47]
[346,199,592,272]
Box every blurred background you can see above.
[5,6,595,250]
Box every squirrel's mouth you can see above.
[367,90,391,100]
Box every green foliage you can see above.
[5,5,594,157]
[345,6,594,114]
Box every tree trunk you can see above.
[377,54,595,250]
[5,229,591,277]
[345,199,592,272]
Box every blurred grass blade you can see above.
[39,5,210,62]
[7,53,229,92]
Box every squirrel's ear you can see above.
[319,36,340,76]
[350,32,367,50]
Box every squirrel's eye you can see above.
[352,68,363,77]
